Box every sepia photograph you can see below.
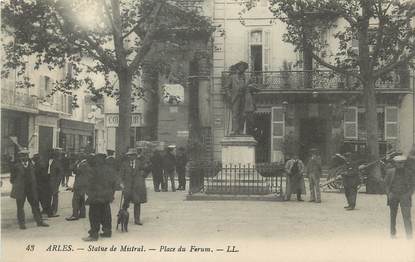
[1,0,415,261]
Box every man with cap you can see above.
[10,149,49,229]
[341,152,360,211]
[384,155,414,239]
[162,145,177,192]
[306,148,322,203]
[66,151,92,221]
[83,153,118,241]
[120,148,148,225]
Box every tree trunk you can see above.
[116,71,133,156]
[363,78,384,193]
[142,67,159,140]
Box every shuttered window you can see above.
[385,106,398,139]
[344,107,358,139]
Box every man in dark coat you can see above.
[66,152,92,221]
[341,152,360,211]
[306,148,322,203]
[47,149,63,217]
[162,145,176,192]
[150,150,163,192]
[10,149,49,229]
[285,155,306,201]
[176,147,188,191]
[32,153,50,214]
[385,155,414,239]
[83,153,118,241]
[120,148,148,225]
[61,152,71,187]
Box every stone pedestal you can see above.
[220,135,257,165]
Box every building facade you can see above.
[209,0,414,164]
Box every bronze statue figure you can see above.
[224,61,258,135]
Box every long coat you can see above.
[86,163,117,204]
[285,159,306,194]
[48,159,63,194]
[73,160,92,195]
[163,152,176,173]
[10,162,38,200]
[120,158,148,204]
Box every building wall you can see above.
[211,0,415,161]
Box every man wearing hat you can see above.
[150,149,164,192]
[120,148,148,225]
[47,149,63,217]
[162,145,177,192]
[384,155,414,239]
[341,152,360,211]
[306,148,322,203]
[10,149,49,229]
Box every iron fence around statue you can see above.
[201,163,285,196]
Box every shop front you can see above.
[59,119,94,154]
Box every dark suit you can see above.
[48,158,63,215]
[10,161,43,226]
[120,158,148,223]
[340,163,360,208]
[176,152,188,190]
[385,166,414,238]
[71,159,92,218]
[86,157,118,238]
[162,152,176,192]
[150,152,163,191]
[34,158,50,214]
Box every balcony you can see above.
[1,88,38,112]
[222,70,409,91]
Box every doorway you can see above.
[39,126,53,160]
[299,118,327,162]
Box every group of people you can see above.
[284,148,323,203]
[9,144,188,241]
[150,145,188,192]
[284,146,414,239]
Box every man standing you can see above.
[47,149,62,217]
[10,149,49,229]
[83,153,117,241]
[384,155,414,239]
[341,152,360,211]
[120,148,148,225]
[32,153,50,215]
[150,149,163,192]
[176,147,188,191]
[162,145,176,192]
[306,148,322,203]
[285,155,306,201]
[66,152,91,221]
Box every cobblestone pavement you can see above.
[1,177,414,262]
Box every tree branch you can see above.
[129,1,164,72]
[374,50,415,78]
[102,0,118,35]
[311,53,361,80]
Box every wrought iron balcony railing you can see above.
[1,88,38,109]
[222,70,408,90]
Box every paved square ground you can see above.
[1,178,414,262]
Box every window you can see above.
[248,29,271,72]
[39,75,53,104]
[344,107,358,139]
[271,106,285,150]
[385,106,398,139]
